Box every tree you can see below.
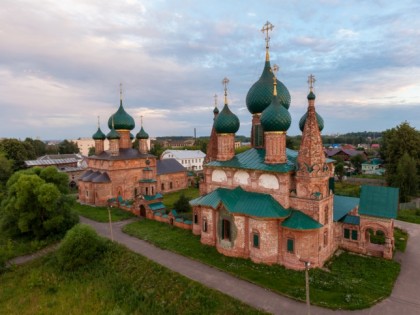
[335,162,345,182]
[24,137,46,157]
[88,146,96,156]
[350,154,366,174]
[174,194,192,213]
[58,140,80,154]
[0,138,34,171]
[0,169,78,239]
[0,152,13,200]
[381,122,420,199]
[150,141,164,158]
[395,153,418,202]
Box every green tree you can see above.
[0,170,78,239]
[174,194,192,213]
[335,162,345,182]
[0,152,13,200]
[150,141,164,158]
[58,140,80,154]
[24,138,46,157]
[350,154,366,174]
[88,146,96,156]
[0,138,33,171]
[395,153,418,202]
[381,122,420,198]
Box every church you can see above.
[190,22,399,270]
[78,88,189,215]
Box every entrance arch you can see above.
[140,205,146,217]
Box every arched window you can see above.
[252,232,260,248]
[161,183,165,191]
[324,207,329,225]
[202,217,208,232]
[194,213,198,224]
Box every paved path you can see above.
[80,217,420,315]
[6,243,59,267]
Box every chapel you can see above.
[190,22,398,270]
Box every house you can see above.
[189,24,398,270]
[324,148,367,161]
[161,149,206,172]
[157,159,189,193]
[362,158,384,175]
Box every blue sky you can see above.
[0,0,419,140]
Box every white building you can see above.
[161,150,206,171]
[72,138,109,156]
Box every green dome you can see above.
[136,126,149,139]
[246,61,291,114]
[213,106,219,114]
[130,133,134,140]
[107,128,120,140]
[214,104,240,134]
[92,127,106,140]
[299,111,324,132]
[307,91,316,100]
[107,100,135,130]
[261,94,291,132]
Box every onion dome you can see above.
[246,61,291,114]
[299,92,324,132]
[213,106,219,114]
[130,133,134,140]
[107,100,135,130]
[261,72,291,132]
[92,127,106,140]
[107,127,120,140]
[136,126,149,139]
[214,104,240,134]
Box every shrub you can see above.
[57,224,108,271]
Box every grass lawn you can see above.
[352,174,385,180]
[397,208,420,224]
[163,187,200,210]
[0,241,265,315]
[72,202,135,222]
[394,227,409,252]
[334,181,361,197]
[123,219,401,310]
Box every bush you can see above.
[57,224,108,271]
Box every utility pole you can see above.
[108,204,114,241]
[305,261,311,315]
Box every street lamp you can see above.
[107,204,114,241]
[304,261,311,315]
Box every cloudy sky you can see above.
[1,0,419,140]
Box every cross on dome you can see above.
[308,74,316,92]
[119,83,123,101]
[222,77,229,104]
[214,94,218,107]
[261,21,274,49]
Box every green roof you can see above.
[281,210,323,230]
[190,186,289,218]
[206,148,297,173]
[340,214,360,225]
[108,100,135,130]
[299,110,324,132]
[136,126,149,139]
[246,60,291,114]
[333,195,360,221]
[359,185,399,219]
[139,179,156,183]
[92,127,106,140]
[149,202,165,211]
[260,94,291,132]
[214,104,240,134]
[144,193,163,201]
[106,127,120,140]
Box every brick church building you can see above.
[190,23,398,270]
[78,90,189,213]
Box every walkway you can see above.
[81,217,420,315]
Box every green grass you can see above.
[163,187,200,210]
[335,182,361,197]
[0,233,58,267]
[0,240,265,315]
[352,174,384,180]
[123,219,401,310]
[72,202,135,222]
[397,208,420,224]
[394,227,409,252]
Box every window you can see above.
[134,188,138,197]
[253,233,259,248]
[161,183,165,191]
[194,213,198,224]
[287,238,294,253]
[344,228,350,239]
[351,230,358,240]
[202,218,208,232]
[221,219,231,240]
[324,207,329,225]
[170,182,173,189]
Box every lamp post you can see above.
[108,204,114,241]
[305,261,311,315]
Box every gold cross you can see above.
[261,21,274,49]
[222,77,229,104]
[214,94,218,107]
[140,115,143,127]
[97,115,100,128]
[120,83,123,101]
[307,74,316,91]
